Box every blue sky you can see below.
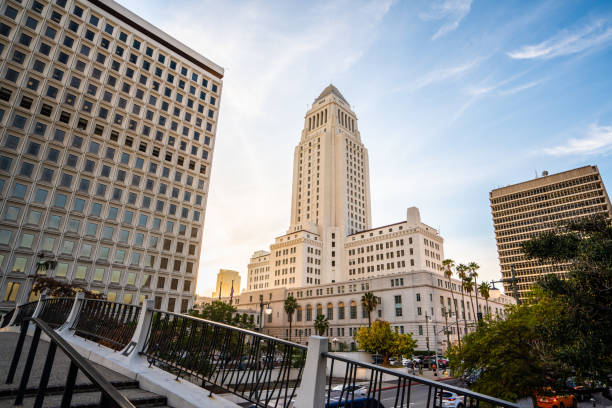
[119,0,612,294]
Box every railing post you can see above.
[294,336,328,408]
[6,303,21,327]
[57,292,85,334]
[122,299,154,359]
[31,291,49,319]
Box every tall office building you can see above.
[211,268,240,298]
[246,86,444,292]
[490,166,611,300]
[0,0,223,312]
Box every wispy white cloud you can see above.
[393,57,481,94]
[498,79,545,95]
[419,0,472,40]
[508,20,612,59]
[543,124,612,156]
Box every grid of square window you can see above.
[0,0,223,312]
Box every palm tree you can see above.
[314,314,329,336]
[442,259,461,349]
[361,292,378,327]
[456,263,469,333]
[463,276,476,324]
[468,262,481,321]
[478,282,491,317]
[284,295,298,341]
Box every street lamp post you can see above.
[425,313,431,363]
[258,294,272,332]
[490,264,521,305]
[442,307,451,350]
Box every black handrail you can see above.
[37,297,74,329]
[72,298,141,350]
[6,317,135,408]
[1,307,15,328]
[323,352,520,408]
[12,301,38,326]
[142,309,308,408]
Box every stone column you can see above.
[123,299,154,361]
[57,292,85,334]
[293,336,328,408]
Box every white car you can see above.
[402,357,411,366]
[435,391,465,408]
[330,384,369,397]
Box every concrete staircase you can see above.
[0,332,170,407]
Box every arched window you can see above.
[350,301,357,319]
[338,302,345,320]
[306,304,313,321]
[327,302,333,320]
[316,303,323,317]
[297,305,302,322]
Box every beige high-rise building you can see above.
[490,166,611,300]
[212,269,240,298]
[246,86,444,292]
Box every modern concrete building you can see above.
[211,268,240,298]
[0,0,223,312]
[490,166,611,300]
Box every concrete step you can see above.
[0,379,140,398]
[0,386,169,407]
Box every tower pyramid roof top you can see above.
[314,84,348,104]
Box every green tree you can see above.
[284,295,298,341]
[360,292,378,327]
[521,215,612,383]
[456,263,469,333]
[32,277,104,299]
[450,216,612,401]
[463,276,476,323]
[189,300,255,329]
[313,314,329,336]
[478,282,491,317]
[355,320,416,365]
[442,259,461,349]
[447,298,564,402]
[391,332,417,360]
[468,261,481,320]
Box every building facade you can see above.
[490,166,611,300]
[0,0,223,312]
[211,268,240,298]
[236,271,513,352]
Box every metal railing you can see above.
[72,299,141,351]
[6,317,135,408]
[37,297,74,329]
[323,353,520,408]
[141,310,308,408]
[1,307,15,328]
[12,301,38,326]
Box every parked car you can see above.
[388,357,401,366]
[326,396,385,407]
[535,390,577,408]
[568,377,605,401]
[402,357,412,367]
[330,384,369,397]
[423,355,448,369]
[434,391,465,408]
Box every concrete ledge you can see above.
[60,331,239,408]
